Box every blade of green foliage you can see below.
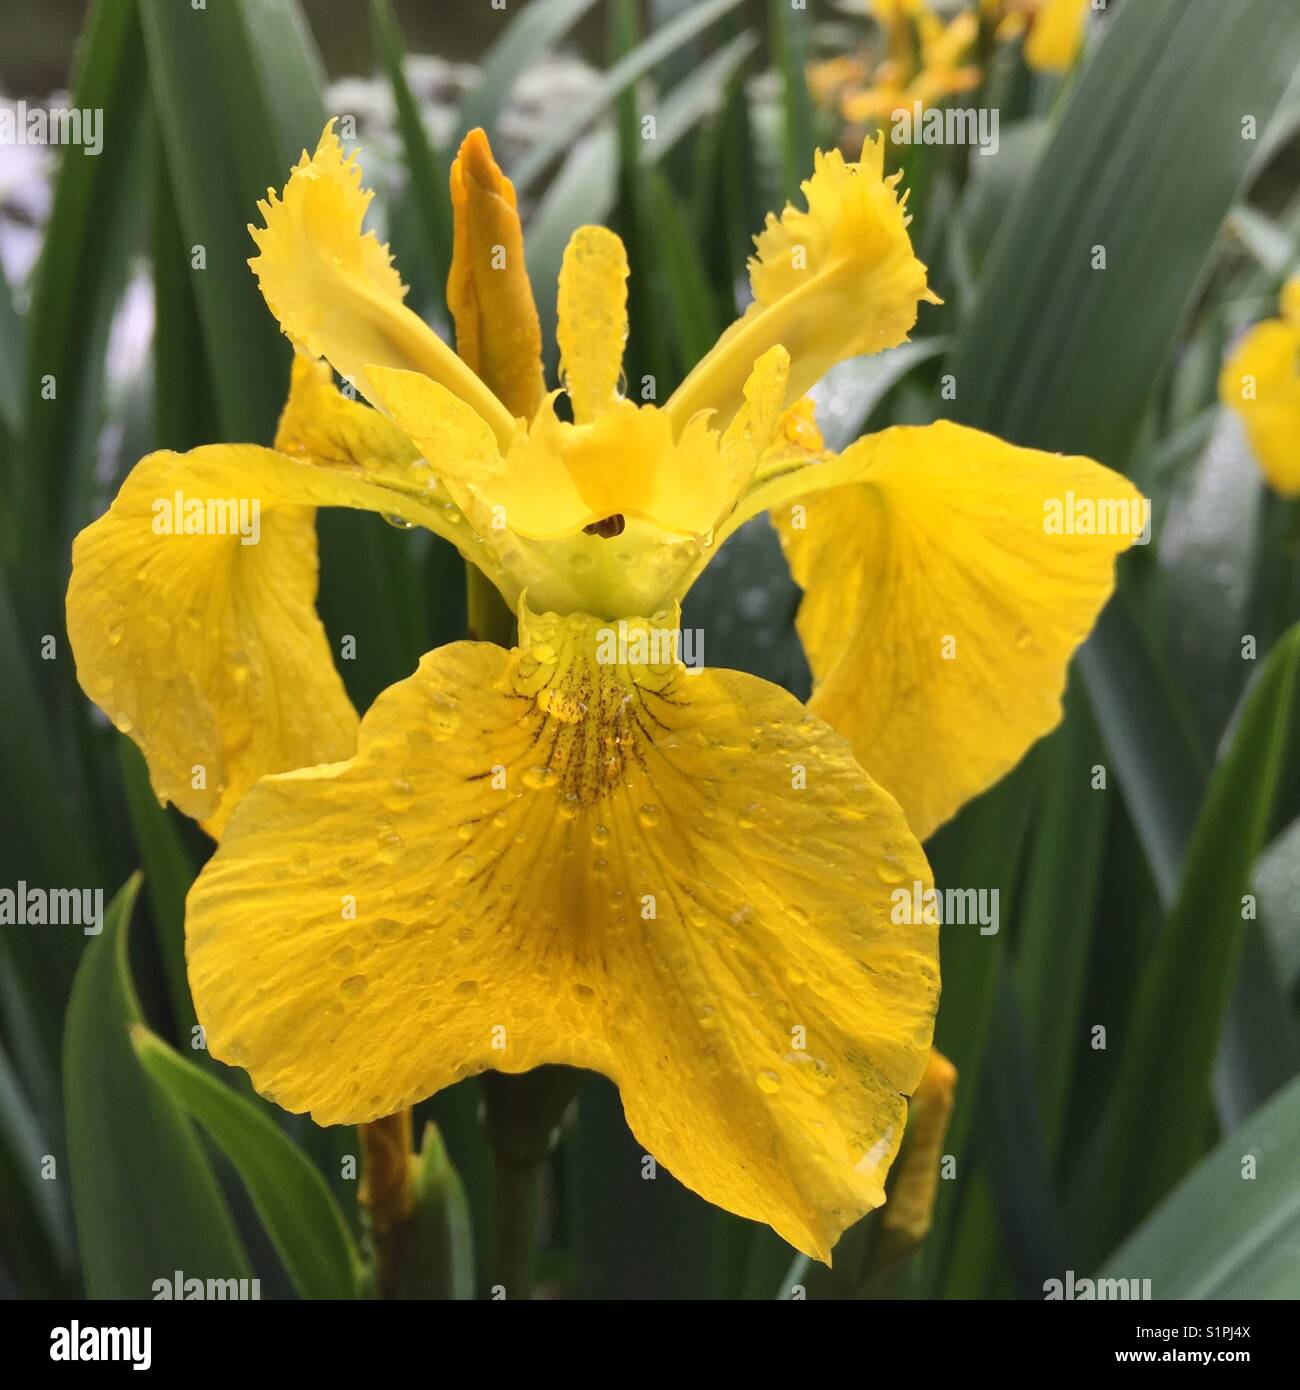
[370,0,453,310]
[458,0,604,142]
[512,0,745,194]
[918,765,1039,1296]
[117,741,197,1043]
[766,0,813,202]
[21,0,148,618]
[526,30,755,355]
[1099,1070,1300,1297]
[138,0,325,443]
[1255,817,1300,996]
[64,876,250,1298]
[1079,622,1300,1264]
[0,1041,74,1295]
[397,1122,475,1299]
[131,1025,362,1300]
[1012,686,1109,1159]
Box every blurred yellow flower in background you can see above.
[1221,278,1300,497]
[811,0,981,129]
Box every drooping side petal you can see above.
[249,120,516,447]
[447,128,547,420]
[67,432,474,837]
[767,421,1143,840]
[664,135,937,434]
[186,607,938,1261]
[557,226,630,424]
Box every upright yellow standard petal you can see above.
[1024,0,1088,72]
[557,226,631,424]
[665,135,937,433]
[770,421,1142,839]
[447,128,547,421]
[249,120,515,447]
[1219,294,1300,498]
[186,607,938,1260]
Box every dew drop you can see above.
[453,979,479,999]
[756,1068,781,1095]
[383,513,414,530]
[877,854,906,885]
[340,975,368,998]
[637,803,661,828]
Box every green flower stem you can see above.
[481,1067,582,1299]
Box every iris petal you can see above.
[186,606,938,1261]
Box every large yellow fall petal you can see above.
[557,226,631,425]
[771,421,1141,840]
[665,135,937,433]
[1024,0,1088,72]
[1219,313,1300,497]
[249,120,515,447]
[186,607,938,1260]
[447,128,547,421]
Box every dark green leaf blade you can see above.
[131,1026,362,1300]
[64,876,249,1298]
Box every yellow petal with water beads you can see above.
[248,120,515,448]
[664,135,938,434]
[557,226,631,425]
[769,420,1142,839]
[186,605,938,1261]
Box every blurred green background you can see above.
[2,0,1300,1301]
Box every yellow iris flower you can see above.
[983,0,1090,72]
[67,120,1138,1261]
[812,0,981,128]
[1220,278,1300,497]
